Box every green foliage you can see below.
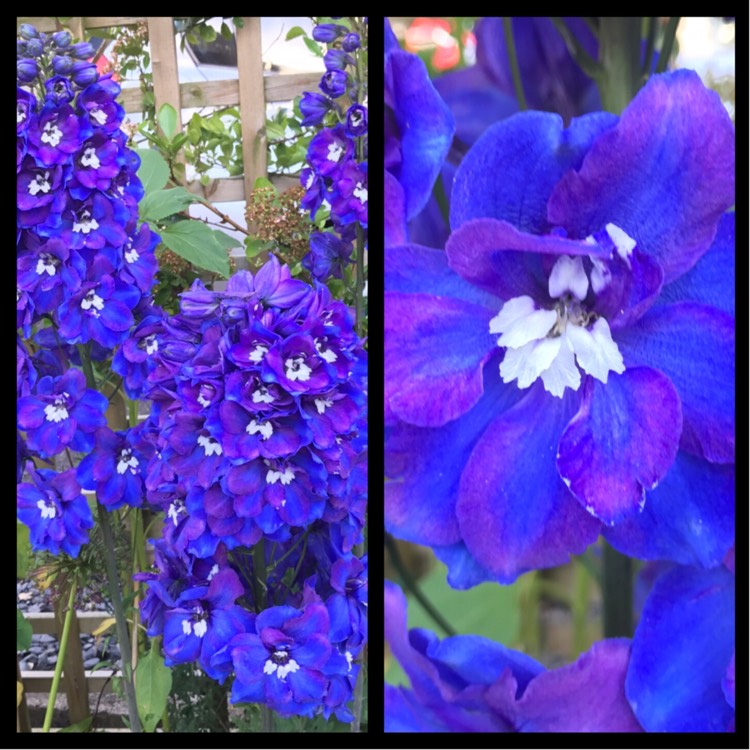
[17,608,32,651]
[303,36,324,58]
[139,187,198,223]
[17,520,31,579]
[136,646,173,732]
[285,26,307,40]
[160,221,231,278]
[168,664,231,732]
[59,716,94,733]
[157,103,178,139]
[136,149,170,193]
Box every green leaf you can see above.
[160,220,231,277]
[303,37,324,58]
[253,176,276,192]
[157,103,178,139]
[245,236,274,259]
[17,520,31,579]
[17,609,32,651]
[139,187,197,223]
[199,23,217,43]
[220,21,233,40]
[211,229,242,250]
[285,26,307,41]
[136,149,170,194]
[135,647,172,733]
[170,132,189,152]
[187,114,202,145]
[59,716,94,733]
[266,121,286,141]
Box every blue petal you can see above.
[450,110,617,233]
[604,451,734,568]
[626,565,735,732]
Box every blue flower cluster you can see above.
[133,261,368,719]
[299,18,368,282]
[16,24,159,555]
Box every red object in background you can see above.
[404,17,461,72]
[94,53,119,82]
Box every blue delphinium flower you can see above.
[17,462,94,557]
[385,581,642,732]
[625,553,735,732]
[385,70,734,587]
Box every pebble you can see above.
[83,657,99,670]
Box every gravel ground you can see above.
[16,578,123,672]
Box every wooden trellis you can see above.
[18,16,319,200]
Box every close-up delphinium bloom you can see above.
[384,581,643,732]
[385,68,735,588]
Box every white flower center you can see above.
[36,499,57,520]
[80,147,101,170]
[252,386,275,404]
[197,434,222,456]
[490,247,627,399]
[125,248,139,264]
[327,142,343,162]
[28,172,52,196]
[314,398,333,414]
[353,182,367,205]
[44,395,69,423]
[193,619,208,638]
[285,356,311,382]
[81,290,105,316]
[41,122,63,147]
[314,339,337,363]
[247,419,273,440]
[116,449,139,475]
[73,211,99,234]
[145,335,158,355]
[249,344,268,363]
[266,467,295,486]
[36,254,57,276]
[263,651,300,680]
[168,500,185,526]
[345,650,353,672]
[305,171,315,190]
[207,564,219,581]
[17,105,27,124]
[90,108,108,125]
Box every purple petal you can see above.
[626,565,735,732]
[455,383,601,582]
[446,218,608,302]
[511,639,643,732]
[604,451,734,569]
[450,110,617,233]
[657,212,734,316]
[285,603,328,642]
[557,367,682,526]
[384,170,407,247]
[287,666,326,703]
[548,70,735,283]
[615,302,734,463]
[384,291,496,427]
[386,361,523,547]
[722,652,735,710]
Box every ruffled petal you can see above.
[385,360,523,546]
[511,639,643,732]
[385,291,497,427]
[548,70,735,283]
[450,111,617,233]
[455,382,600,583]
[604,451,734,568]
[615,302,735,463]
[556,367,682,526]
[626,565,735,732]
[384,169,407,247]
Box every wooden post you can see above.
[236,17,267,201]
[17,658,31,733]
[147,17,184,163]
[55,595,90,724]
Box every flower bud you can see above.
[345,104,367,137]
[324,48,353,72]
[51,55,74,74]
[299,92,331,126]
[319,69,347,99]
[342,32,360,52]
[18,24,39,41]
[25,39,44,58]
[52,30,72,49]
[69,41,95,60]
[312,23,347,43]
[71,60,98,87]
[16,58,39,83]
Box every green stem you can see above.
[128,397,138,429]
[503,18,527,111]
[572,557,590,655]
[350,658,364,733]
[642,17,658,77]
[550,17,603,81]
[252,539,268,611]
[602,542,633,637]
[42,580,77,733]
[518,571,540,656]
[596,17,644,114]
[354,223,366,338]
[655,17,681,74]
[261,704,274,732]
[385,534,456,638]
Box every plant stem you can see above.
[602,541,633,637]
[261,704,274,732]
[503,18,527,111]
[596,17,643,114]
[642,17,658,77]
[655,17,681,74]
[42,579,77,733]
[350,657,364,733]
[550,17,603,81]
[385,534,456,638]
[252,539,268,611]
